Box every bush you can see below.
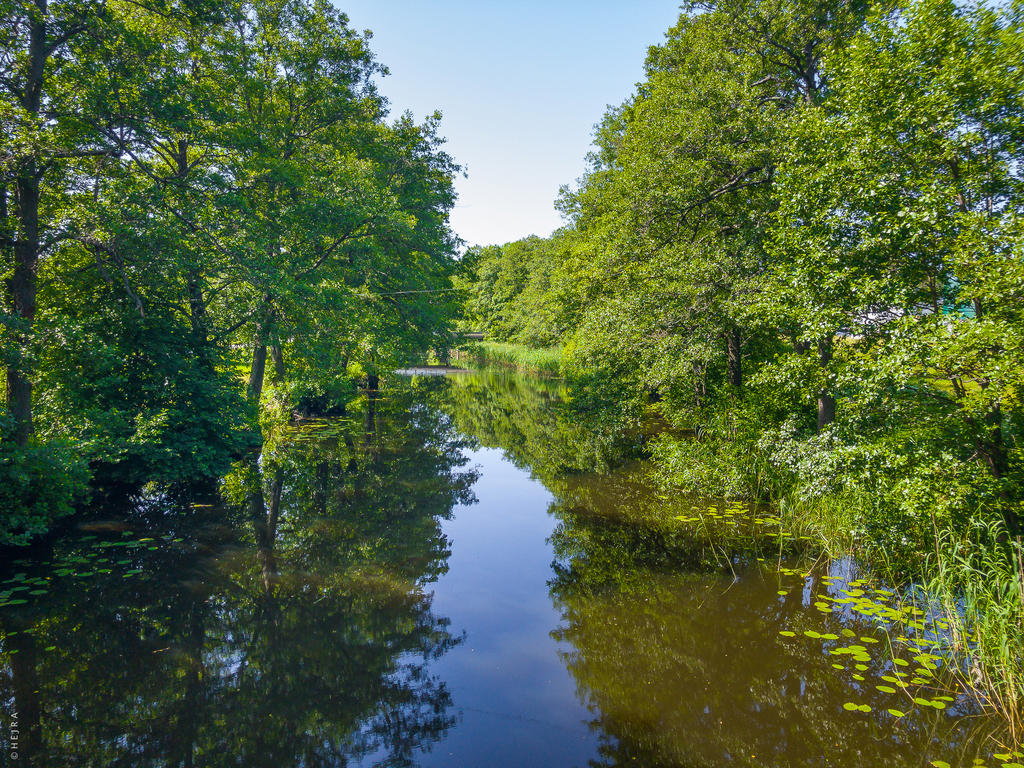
[0,418,89,545]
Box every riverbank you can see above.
[651,429,1024,739]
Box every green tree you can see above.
[770,0,1024,532]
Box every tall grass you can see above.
[775,490,860,556]
[781,494,1024,736]
[456,341,563,377]
[683,441,1024,735]
[925,522,1024,738]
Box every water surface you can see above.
[0,372,1012,767]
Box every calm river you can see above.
[0,371,1012,767]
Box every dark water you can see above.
[0,372,1014,767]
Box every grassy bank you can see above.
[455,341,563,377]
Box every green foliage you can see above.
[0,386,474,763]
[458,0,1023,549]
[928,522,1024,727]
[457,233,573,346]
[0,417,88,545]
[440,370,640,480]
[1,0,461,537]
[453,0,1024,725]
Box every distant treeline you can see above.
[1,0,460,542]
[458,0,1024,549]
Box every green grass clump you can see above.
[461,341,563,377]
[926,522,1024,738]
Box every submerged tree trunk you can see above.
[248,462,282,592]
[10,619,41,765]
[364,384,378,462]
[176,602,206,768]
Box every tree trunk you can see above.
[817,336,836,431]
[269,343,285,383]
[247,339,267,404]
[186,268,217,381]
[247,302,275,404]
[5,1,47,446]
[982,405,1009,477]
[7,169,40,446]
[692,361,706,410]
[725,328,743,390]
[186,273,207,343]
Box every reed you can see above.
[458,341,563,377]
[924,521,1024,738]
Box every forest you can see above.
[1,0,461,542]
[462,2,1023,569]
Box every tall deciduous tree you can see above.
[772,0,1024,525]
[0,0,218,444]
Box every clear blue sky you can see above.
[337,0,682,248]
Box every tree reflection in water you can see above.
[0,381,477,767]
[1,372,1013,768]
[444,371,1008,768]
[546,462,1010,768]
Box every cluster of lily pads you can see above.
[673,503,817,543]
[774,569,960,704]
[672,501,754,526]
[772,568,1024,767]
[0,531,182,611]
[670,504,1023,765]
[931,758,1023,768]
